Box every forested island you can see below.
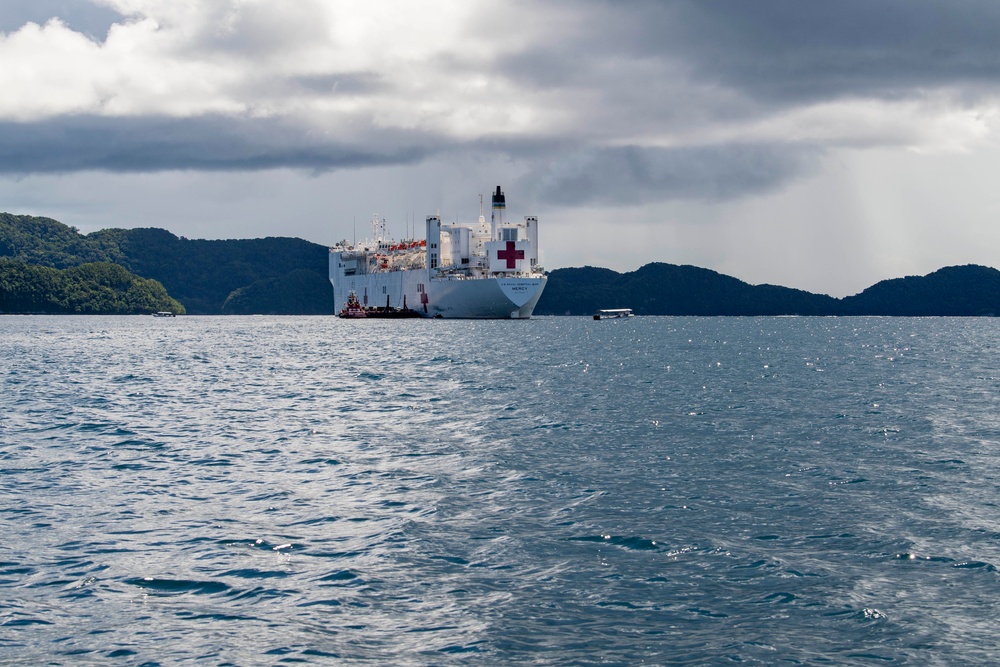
[536,263,1000,316]
[0,213,331,315]
[0,258,184,315]
[2,212,999,316]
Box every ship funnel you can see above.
[490,185,505,238]
[491,186,505,210]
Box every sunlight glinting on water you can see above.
[3,315,1000,665]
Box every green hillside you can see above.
[840,265,1000,316]
[0,213,332,314]
[535,262,841,316]
[0,259,184,314]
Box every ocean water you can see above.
[2,315,1000,666]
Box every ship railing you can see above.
[432,270,542,280]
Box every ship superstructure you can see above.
[329,187,546,318]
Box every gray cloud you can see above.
[169,2,334,59]
[521,143,822,207]
[0,115,430,174]
[3,1,999,209]
[587,0,1000,104]
[489,0,1000,137]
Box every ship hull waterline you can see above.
[333,270,546,319]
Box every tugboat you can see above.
[338,291,367,318]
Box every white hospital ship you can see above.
[329,187,547,318]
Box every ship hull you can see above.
[331,266,546,319]
[425,276,547,318]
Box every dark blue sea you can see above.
[3,315,1000,665]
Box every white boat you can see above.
[152,311,177,317]
[593,308,634,320]
[329,187,547,319]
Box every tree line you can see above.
[0,259,185,314]
[0,213,331,314]
[533,263,1000,316]
[4,211,999,317]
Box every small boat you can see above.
[152,311,177,317]
[338,291,367,318]
[593,308,634,320]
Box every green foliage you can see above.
[0,212,114,268]
[537,262,1000,316]
[222,269,335,314]
[0,213,332,314]
[535,266,621,315]
[841,265,1000,316]
[90,228,332,313]
[0,260,64,313]
[536,262,842,316]
[0,259,184,314]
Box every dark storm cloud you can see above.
[0,115,429,174]
[0,0,121,40]
[483,0,1000,206]
[571,0,1000,104]
[522,143,822,206]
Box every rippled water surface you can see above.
[3,315,1000,665]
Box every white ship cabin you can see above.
[329,187,543,283]
[426,187,540,278]
[330,214,427,275]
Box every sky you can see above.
[3,1,1000,297]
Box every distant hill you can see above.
[535,262,1000,317]
[221,269,335,315]
[86,227,333,314]
[840,265,1000,316]
[0,258,184,315]
[535,262,841,316]
[0,213,331,314]
[2,212,998,316]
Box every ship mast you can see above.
[371,214,388,243]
